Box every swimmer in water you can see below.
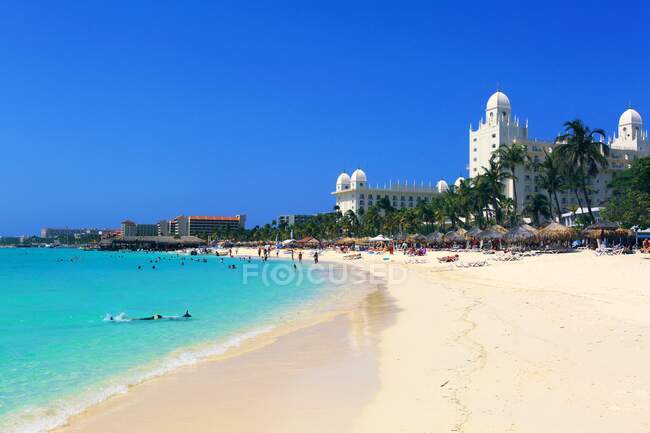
[136,314,162,320]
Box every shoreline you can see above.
[14,248,650,432]
[35,252,386,433]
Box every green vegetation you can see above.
[602,157,650,228]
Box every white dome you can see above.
[486,91,511,111]
[350,169,367,183]
[336,172,351,185]
[436,180,449,193]
[619,108,642,126]
[454,176,465,187]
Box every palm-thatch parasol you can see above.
[582,220,620,238]
[426,232,444,244]
[476,227,504,241]
[504,225,537,243]
[583,221,620,232]
[521,224,539,235]
[394,233,407,242]
[465,226,483,240]
[336,237,356,245]
[444,230,465,243]
[614,228,634,238]
[490,224,508,234]
[407,233,427,242]
[538,222,576,241]
[455,227,468,237]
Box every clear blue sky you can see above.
[2,1,649,235]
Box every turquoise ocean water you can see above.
[0,248,329,433]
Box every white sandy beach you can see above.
[55,249,650,433]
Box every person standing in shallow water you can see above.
[298,251,302,262]
[313,251,318,264]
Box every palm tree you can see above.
[524,193,551,227]
[534,150,565,221]
[342,210,359,235]
[554,119,609,223]
[478,157,509,224]
[376,196,394,215]
[496,142,528,210]
[361,205,382,235]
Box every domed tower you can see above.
[611,108,648,153]
[469,90,528,179]
[350,169,367,189]
[435,180,449,193]
[485,91,511,126]
[454,176,465,188]
[336,172,351,192]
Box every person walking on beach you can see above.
[298,251,302,262]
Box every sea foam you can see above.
[1,325,274,433]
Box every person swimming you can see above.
[137,314,162,320]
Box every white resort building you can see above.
[333,91,648,217]
[332,169,459,215]
[470,91,649,211]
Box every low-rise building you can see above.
[278,214,315,226]
[561,207,604,227]
[170,215,246,237]
[121,220,159,237]
[333,169,449,215]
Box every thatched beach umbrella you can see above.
[407,233,427,242]
[582,221,620,238]
[521,224,539,235]
[444,230,465,243]
[504,225,537,243]
[539,222,576,241]
[465,226,483,240]
[337,237,356,245]
[614,228,633,238]
[584,221,620,231]
[476,228,504,241]
[490,224,508,234]
[426,232,444,244]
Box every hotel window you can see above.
[360,194,365,198]
[492,133,496,138]
[409,196,413,201]
[473,158,477,162]
[473,148,477,152]
[368,194,373,199]
[401,196,405,201]
[492,144,496,148]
